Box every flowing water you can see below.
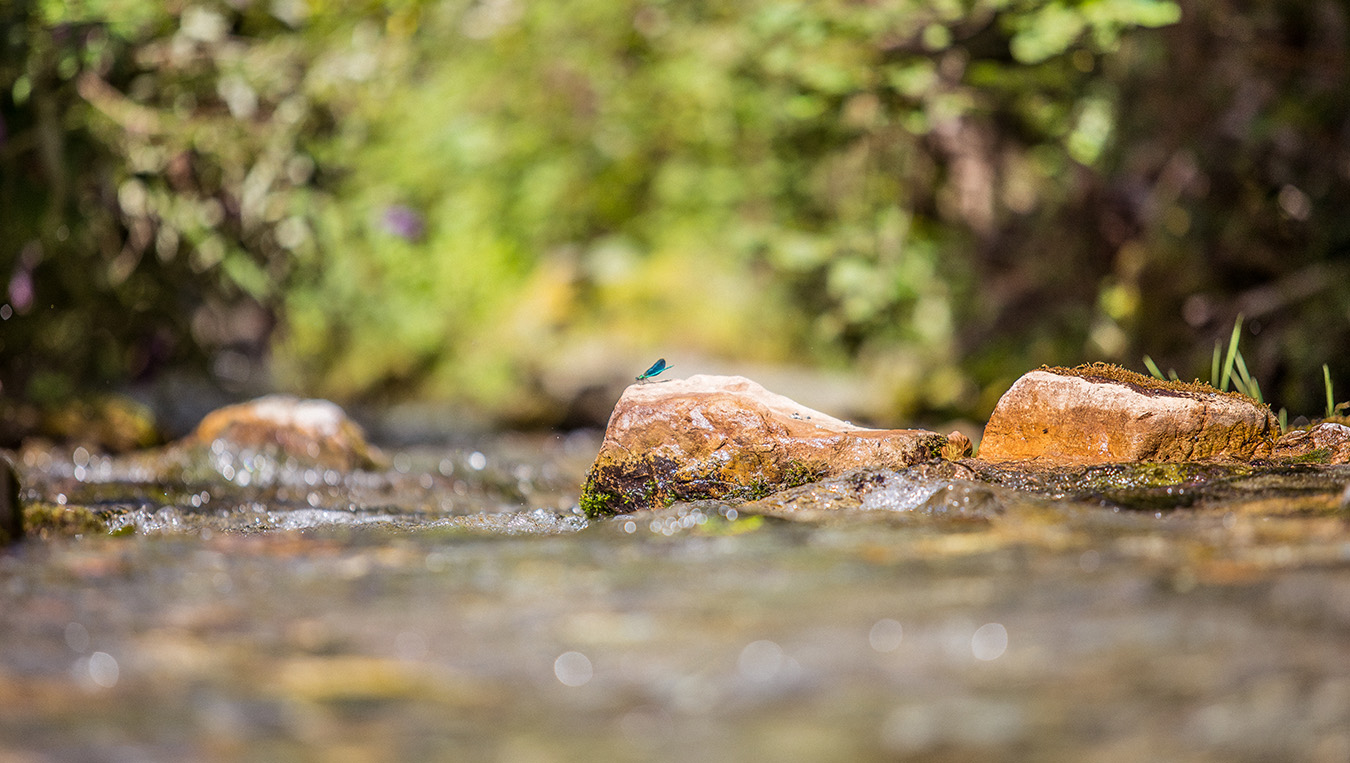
[3,433,1350,762]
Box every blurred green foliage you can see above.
[2,0,1349,426]
[1,0,318,402]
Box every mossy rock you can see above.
[580,453,832,518]
[578,375,947,517]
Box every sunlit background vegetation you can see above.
[3,0,1348,431]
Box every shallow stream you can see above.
[4,432,1350,761]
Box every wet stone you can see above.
[967,460,1253,511]
[745,462,1004,522]
[186,395,385,472]
[1273,422,1350,464]
[580,374,952,516]
[966,458,1350,515]
[979,364,1278,465]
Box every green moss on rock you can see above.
[580,454,837,517]
[580,458,669,518]
[782,460,829,489]
[1284,447,1332,464]
[579,482,612,519]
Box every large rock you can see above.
[979,364,1277,464]
[1273,422,1350,464]
[187,395,383,471]
[580,375,951,516]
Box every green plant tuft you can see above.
[1201,314,1263,403]
[578,481,616,519]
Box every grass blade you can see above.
[1219,314,1243,392]
[1232,350,1263,403]
[1325,364,1334,419]
[1143,355,1165,380]
[1234,350,1251,388]
[1210,341,1221,390]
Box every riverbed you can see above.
[3,433,1349,761]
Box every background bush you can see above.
[2,0,1348,427]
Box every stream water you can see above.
[3,432,1350,761]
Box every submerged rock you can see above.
[0,454,21,543]
[186,395,384,471]
[1273,422,1350,464]
[979,364,1277,465]
[967,459,1252,511]
[745,462,1003,522]
[580,375,949,516]
[966,458,1350,515]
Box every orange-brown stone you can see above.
[580,375,949,516]
[979,367,1277,464]
[189,395,383,471]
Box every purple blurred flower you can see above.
[8,268,32,314]
[381,204,426,242]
